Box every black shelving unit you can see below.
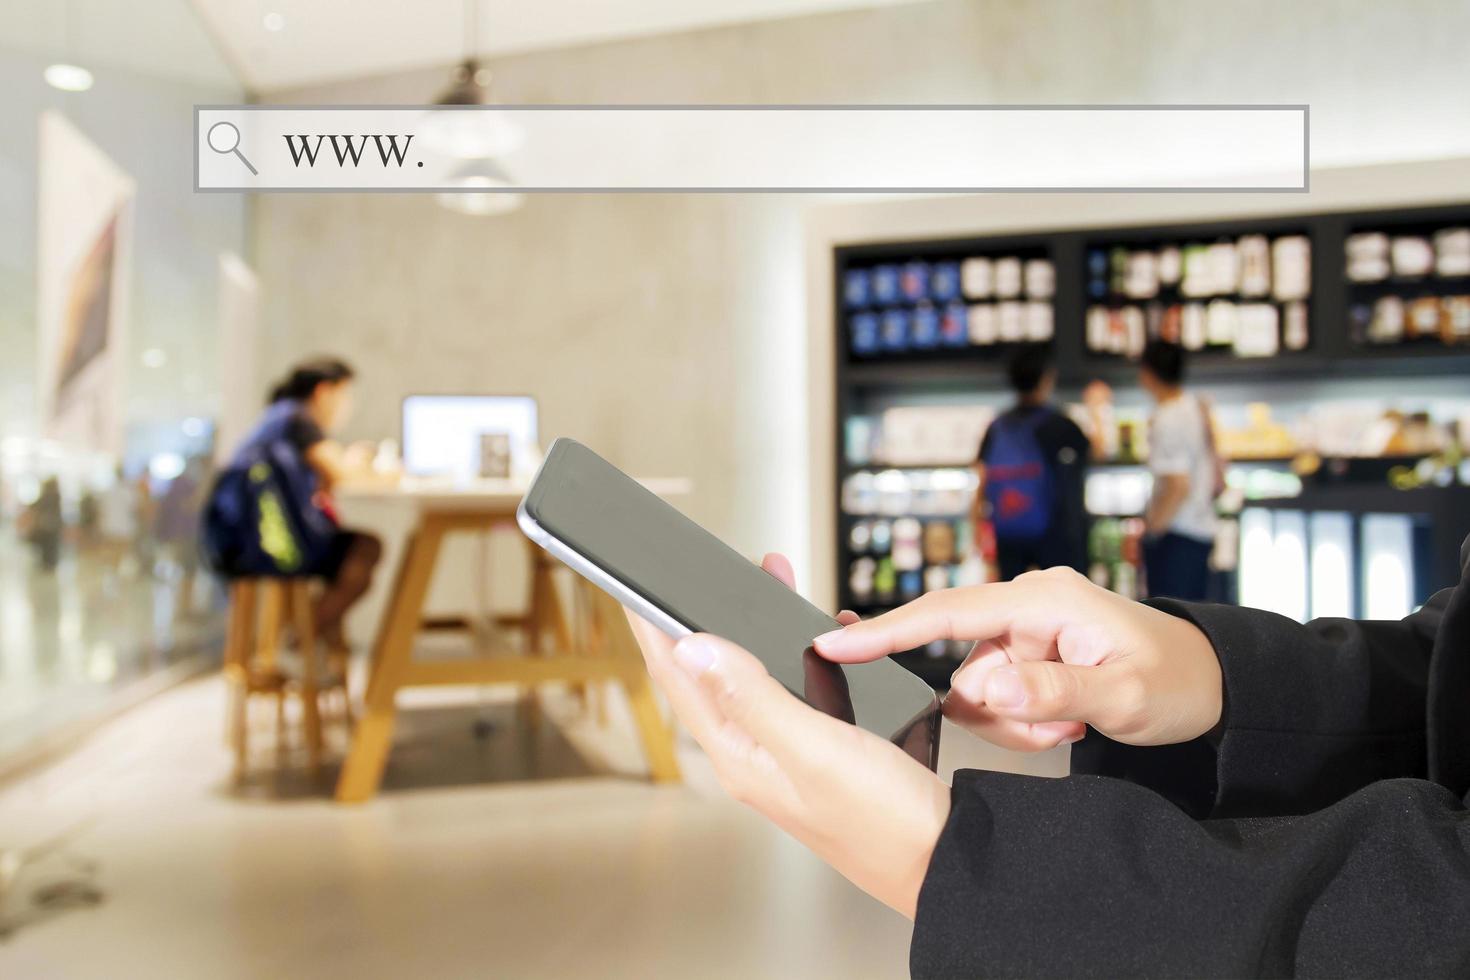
[833,202,1470,689]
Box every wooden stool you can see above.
[223,577,349,781]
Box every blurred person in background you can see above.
[132,469,158,574]
[206,358,384,649]
[22,477,65,572]
[1137,340,1222,602]
[95,465,140,578]
[972,345,1106,581]
[155,456,211,616]
[76,489,99,549]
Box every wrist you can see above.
[1161,614,1224,742]
[893,777,952,920]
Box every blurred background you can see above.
[1,0,1468,976]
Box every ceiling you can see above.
[0,0,238,90]
[189,0,921,93]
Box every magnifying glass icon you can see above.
[206,121,258,176]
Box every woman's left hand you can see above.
[627,553,951,920]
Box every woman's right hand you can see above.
[814,567,1224,752]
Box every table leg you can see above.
[588,588,681,783]
[335,520,445,802]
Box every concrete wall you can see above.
[252,0,1470,616]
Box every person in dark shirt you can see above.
[244,358,384,648]
[625,538,1470,978]
[974,346,1103,580]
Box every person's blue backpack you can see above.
[202,401,337,577]
[983,410,1056,540]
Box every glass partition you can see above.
[0,0,245,764]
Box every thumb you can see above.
[981,660,1132,729]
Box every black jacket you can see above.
[912,537,1470,978]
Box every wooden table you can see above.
[333,479,687,802]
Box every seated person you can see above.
[211,357,386,649]
[626,536,1470,978]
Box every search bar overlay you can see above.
[196,106,1307,192]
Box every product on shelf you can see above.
[1445,297,1470,342]
[967,303,998,345]
[846,248,1054,358]
[1087,516,1147,600]
[1283,301,1310,351]
[1346,232,1390,282]
[1271,236,1311,301]
[1366,296,1404,344]
[873,556,896,603]
[1233,304,1280,358]
[1391,236,1434,278]
[1115,419,1145,463]
[1084,469,1152,518]
[900,260,929,301]
[1023,259,1055,299]
[872,264,900,304]
[892,517,924,571]
[961,256,993,299]
[1436,228,1470,276]
[849,556,876,603]
[1408,297,1441,339]
[922,520,957,565]
[896,569,921,601]
[1353,293,1470,347]
[997,301,1025,342]
[1346,221,1470,350]
[993,257,1022,299]
[1084,305,1109,352]
[1207,242,1240,297]
[1024,302,1054,341]
[912,304,941,349]
[878,405,993,466]
[849,311,880,356]
[879,308,910,352]
[845,415,877,466]
[1157,245,1182,286]
[940,302,968,347]
[1205,299,1237,347]
[871,519,892,553]
[1181,303,1206,350]
[1122,250,1157,299]
[1215,403,1297,460]
[930,261,961,301]
[877,470,912,516]
[1084,231,1310,359]
[1238,235,1271,297]
[842,471,877,514]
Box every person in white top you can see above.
[1139,340,1220,602]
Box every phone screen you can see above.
[521,439,940,768]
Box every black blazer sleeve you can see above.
[1145,592,1446,817]
[912,769,1470,979]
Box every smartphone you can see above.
[518,438,941,770]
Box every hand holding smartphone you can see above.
[518,439,940,769]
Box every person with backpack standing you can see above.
[1137,340,1222,602]
[973,345,1105,581]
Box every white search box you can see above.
[195,105,1308,192]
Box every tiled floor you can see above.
[0,666,1066,978]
